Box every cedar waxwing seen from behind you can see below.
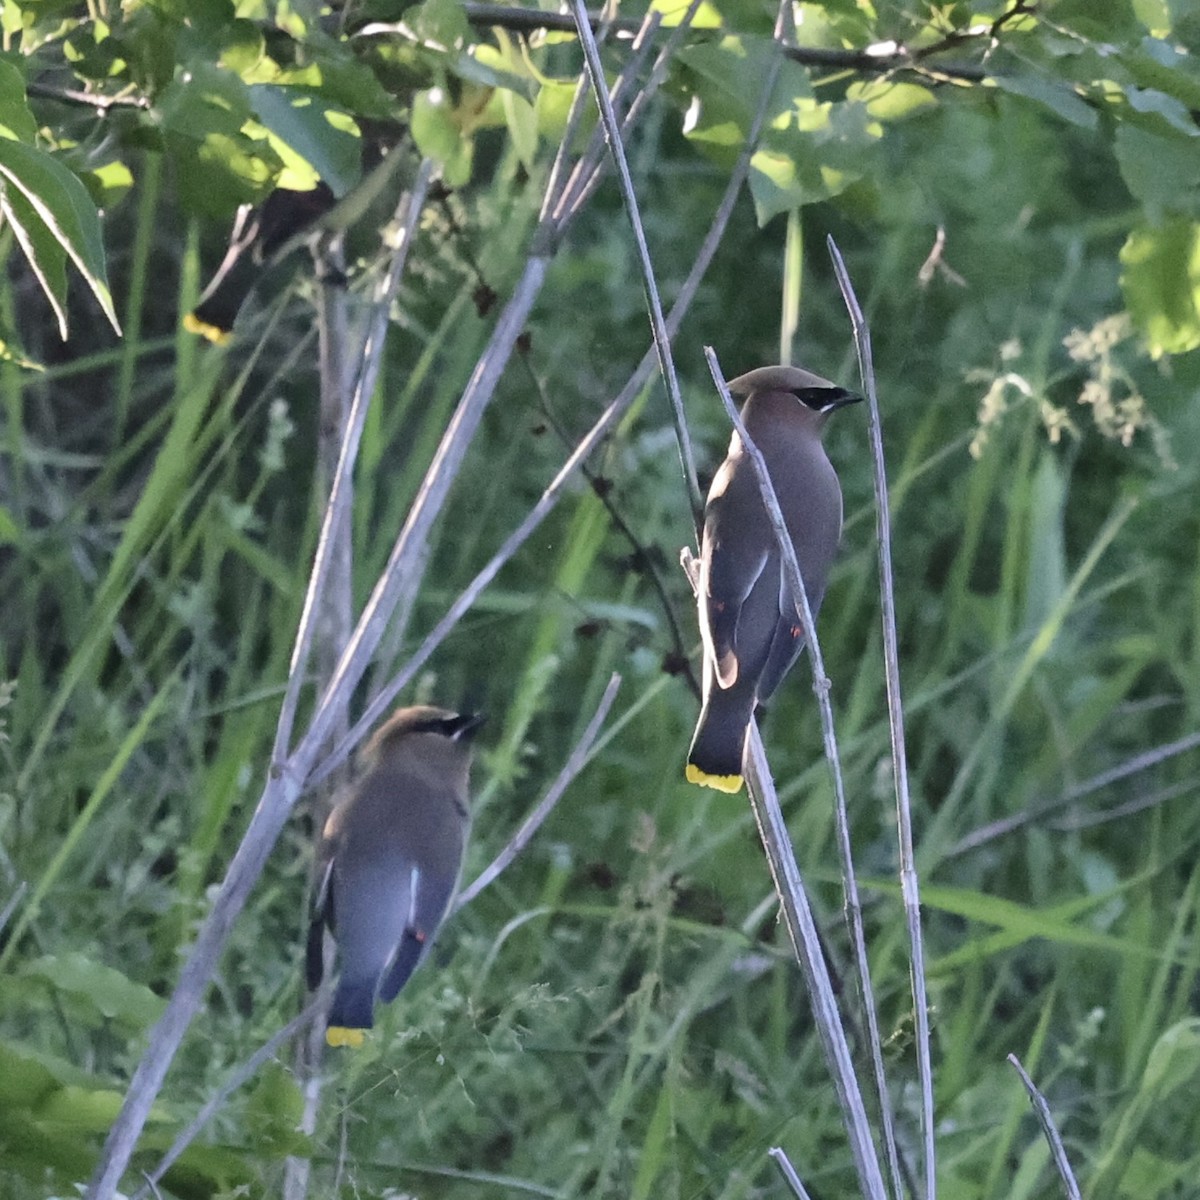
[184,183,337,345]
[686,365,862,794]
[306,705,482,1047]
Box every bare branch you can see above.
[768,1147,816,1200]
[132,1002,324,1200]
[272,159,435,765]
[827,236,934,1200]
[1007,1054,1083,1200]
[743,727,888,1200]
[456,673,621,910]
[570,0,701,515]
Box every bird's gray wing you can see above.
[701,465,771,689]
[377,862,458,1003]
[756,572,815,703]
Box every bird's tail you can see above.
[326,977,376,1048]
[184,254,258,345]
[686,684,756,793]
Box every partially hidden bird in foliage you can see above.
[307,705,482,1047]
[686,365,862,794]
[184,183,337,345]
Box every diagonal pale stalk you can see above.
[1008,1055,1083,1200]
[948,721,1200,856]
[828,235,934,1200]
[569,0,701,514]
[549,9,664,224]
[283,219,371,1200]
[769,1146,817,1200]
[131,1001,323,1200]
[273,159,435,764]
[556,0,703,225]
[705,348,888,1200]
[456,673,621,911]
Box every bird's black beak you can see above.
[446,712,485,741]
[824,388,864,412]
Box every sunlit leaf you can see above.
[248,84,361,194]
[1120,220,1200,357]
[0,138,118,335]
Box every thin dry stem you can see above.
[272,158,434,766]
[743,728,888,1200]
[570,0,701,514]
[949,729,1200,857]
[1008,1054,1083,1200]
[768,1147,816,1200]
[828,234,934,1200]
[133,1003,322,1200]
[559,0,703,222]
[456,674,621,911]
[308,71,770,787]
[552,10,663,222]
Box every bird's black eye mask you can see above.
[412,713,485,740]
[790,386,863,413]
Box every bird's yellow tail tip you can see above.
[326,1026,367,1048]
[685,763,744,793]
[182,312,233,345]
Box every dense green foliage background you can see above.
[2,0,1200,1197]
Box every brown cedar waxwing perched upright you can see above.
[686,366,862,793]
[306,705,482,1047]
[183,183,337,345]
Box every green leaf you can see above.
[1113,125,1200,218]
[0,58,36,141]
[1119,37,1200,111]
[0,182,69,337]
[0,138,118,335]
[679,35,812,136]
[1140,1019,1200,1097]
[467,43,536,101]
[535,79,596,148]
[650,0,722,27]
[248,84,361,194]
[35,1084,125,1132]
[749,97,881,222]
[159,61,252,140]
[501,88,538,171]
[993,74,1100,130]
[411,88,474,187]
[0,1042,58,1108]
[846,78,939,122]
[19,953,166,1029]
[411,0,471,49]
[1119,219,1200,356]
[1051,0,1141,40]
[245,1061,309,1154]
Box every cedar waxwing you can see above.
[184,183,336,345]
[686,365,862,793]
[306,705,482,1047]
